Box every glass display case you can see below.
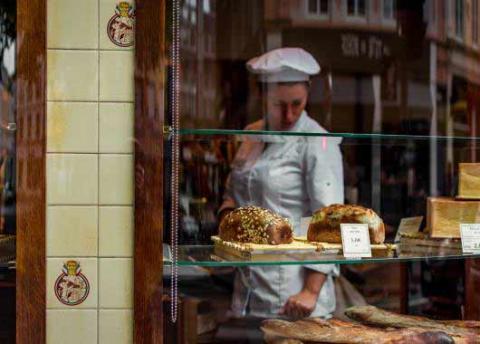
[162,1,480,342]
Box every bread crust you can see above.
[261,318,457,344]
[219,206,293,245]
[345,305,479,342]
[307,204,385,244]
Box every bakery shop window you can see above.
[308,0,330,16]
[163,0,480,342]
[347,0,366,17]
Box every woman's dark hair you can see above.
[257,80,310,90]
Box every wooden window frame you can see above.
[134,0,165,343]
[16,0,46,343]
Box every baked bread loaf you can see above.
[261,318,456,344]
[345,305,479,341]
[307,204,385,244]
[219,206,293,245]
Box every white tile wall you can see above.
[99,310,133,344]
[47,310,98,344]
[47,206,98,256]
[99,154,134,205]
[99,51,134,101]
[47,50,99,101]
[47,102,99,153]
[47,0,98,49]
[99,206,134,257]
[47,154,99,205]
[47,1,136,342]
[99,0,136,50]
[99,103,134,153]
[99,258,133,308]
[47,258,98,309]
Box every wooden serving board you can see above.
[398,231,462,249]
[397,231,462,256]
[211,236,396,261]
[295,236,396,257]
[211,236,319,261]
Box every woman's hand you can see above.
[279,289,318,319]
[279,270,327,319]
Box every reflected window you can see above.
[203,0,210,13]
[425,0,436,24]
[308,0,329,16]
[382,0,395,20]
[455,0,464,38]
[347,0,366,17]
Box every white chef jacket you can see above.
[220,111,344,319]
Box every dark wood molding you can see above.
[134,0,166,343]
[16,0,46,343]
[465,259,480,320]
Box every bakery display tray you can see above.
[209,236,395,261]
[163,243,479,267]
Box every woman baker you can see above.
[219,47,344,320]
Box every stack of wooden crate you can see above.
[399,163,480,255]
[427,163,480,239]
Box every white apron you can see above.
[220,111,344,318]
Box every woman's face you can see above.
[266,82,309,131]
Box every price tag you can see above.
[460,224,480,254]
[394,216,423,243]
[341,223,372,258]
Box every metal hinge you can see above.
[163,125,173,140]
[1,122,16,132]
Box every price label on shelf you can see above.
[460,224,480,254]
[394,216,423,243]
[341,223,372,258]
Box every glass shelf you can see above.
[163,245,480,267]
[171,128,480,142]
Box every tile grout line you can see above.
[47,100,134,104]
[97,0,101,341]
[46,152,134,155]
[47,204,133,207]
[49,47,133,52]
[48,256,133,259]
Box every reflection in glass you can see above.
[164,1,480,338]
[0,0,15,238]
[0,1,15,343]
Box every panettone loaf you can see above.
[307,204,385,244]
[219,206,293,245]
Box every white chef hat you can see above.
[246,47,320,83]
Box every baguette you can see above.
[261,318,455,343]
[345,306,479,343]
